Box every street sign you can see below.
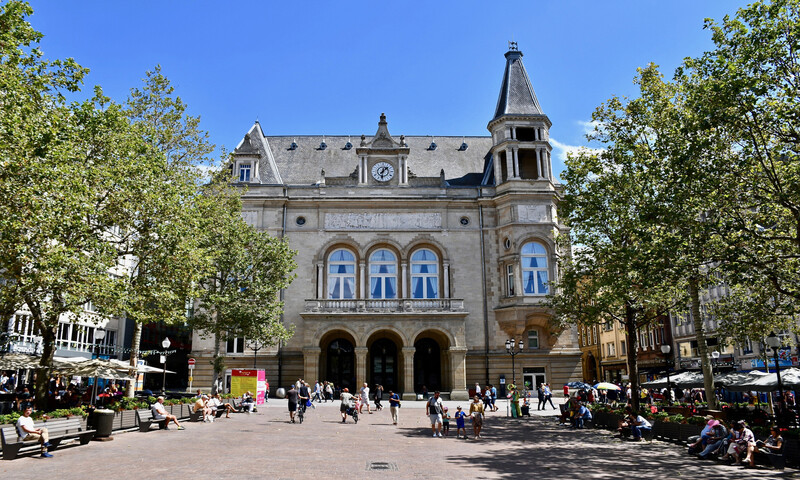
[188,357,195,369]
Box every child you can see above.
[455,406,467,439]
[442,406,450,437]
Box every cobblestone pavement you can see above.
[0,399,795,479]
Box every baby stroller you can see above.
[345,404,359,423]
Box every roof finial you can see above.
[508,41,518,51]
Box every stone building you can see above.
[190,45,581,399]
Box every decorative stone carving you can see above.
[324,213,441,231]
[517,205,549,223]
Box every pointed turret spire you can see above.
[493,44,543,119]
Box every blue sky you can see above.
[31,1,739,178]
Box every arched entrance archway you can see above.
[414,338,440,392]
[369,338,398,392]
[366,330,403,393]
[320,330,356,391]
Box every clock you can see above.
[371,162,395,182]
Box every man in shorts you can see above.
[17,405,52,457]
[152,396,184,430]
[340,387,354,423]
[426,391,444,437]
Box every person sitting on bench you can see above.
[240,391,256,413]
[152,397,184,430]
[194,394,213,422]
[617,406,650,441]
[209,393,234,418]
[17,405,52,457]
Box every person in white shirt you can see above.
[17,406,52,457]
[152,396,184,430]
[359,382,371,414]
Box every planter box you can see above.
[115,410,137,430]
[657,421,681,442]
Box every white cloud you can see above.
[549,138,604,163]
[577,120,602,136]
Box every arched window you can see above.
[410,249,439,299]
[327,249,356,299]
[521,241,549,295]
[369,249,397,299]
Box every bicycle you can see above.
[298,399,308,424]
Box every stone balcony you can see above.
[303,298,465,314]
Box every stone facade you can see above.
[190,46,581,400]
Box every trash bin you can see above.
[92,408,115,440]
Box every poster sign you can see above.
[231,369,266,405]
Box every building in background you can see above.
[190,45,582,399]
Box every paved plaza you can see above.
[0,400,795,479]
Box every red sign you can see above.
[188,358,196,366]
[232,369,257,377]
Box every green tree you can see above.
[116,67,214,397]
[190,176,296,393]
[0,1,140,408]
[681,0,800,304]
[551,76,681,412]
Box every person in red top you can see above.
[563,385,570,398]
[264,379,269,403]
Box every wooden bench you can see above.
[136,409,167,432]
[1,418,95,460]
[189,408,204,422]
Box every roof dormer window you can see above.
[238,163,251,182]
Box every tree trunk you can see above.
[212,330,222,395]
[689,275,717,409]
[126,321,143,398]
[34,322,57,411]
[624,301,641,413]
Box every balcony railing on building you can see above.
[304,298,465,313]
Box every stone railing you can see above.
[304,298,465,313]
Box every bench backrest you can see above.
[137,409,154,421]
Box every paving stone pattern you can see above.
[0,400,794,479]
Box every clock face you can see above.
[371,162,395,182]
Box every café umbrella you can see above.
[594,382,621,390]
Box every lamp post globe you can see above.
[160,337,171,396]
[660,344,672,405]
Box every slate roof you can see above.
[493,49,543,119]
[239,132,494,186]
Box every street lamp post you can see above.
[161,337,171,396]
[660,344,672,405]
[91,328,106,406]
[246,339,264,369]
[765,332,785,416]
[505,338,524,385]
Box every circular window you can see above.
[504,238,511,250]
[460,216,470,226]
[296,216,306,226]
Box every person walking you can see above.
[359,382,371,414]
[374,384,384,411]
[388,390,401,425]
[426,391,444,437]
[537,384,545,410]
[469,395,485,439]
[543,383,556,410]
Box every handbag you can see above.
[306,399,312,407]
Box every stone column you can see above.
[401,262,408,298]
[302,346,321,384]
[514,260,523,296]
[449,346,469,400]
[512,148,520,179]
[316,263,324,299]
[536,149,544,179]
[401,346,416,400]
[355,347,369,387]
[505,148,513,181]
[359,261,366,299]
[493,149,503,185]
[443,263,450,299]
